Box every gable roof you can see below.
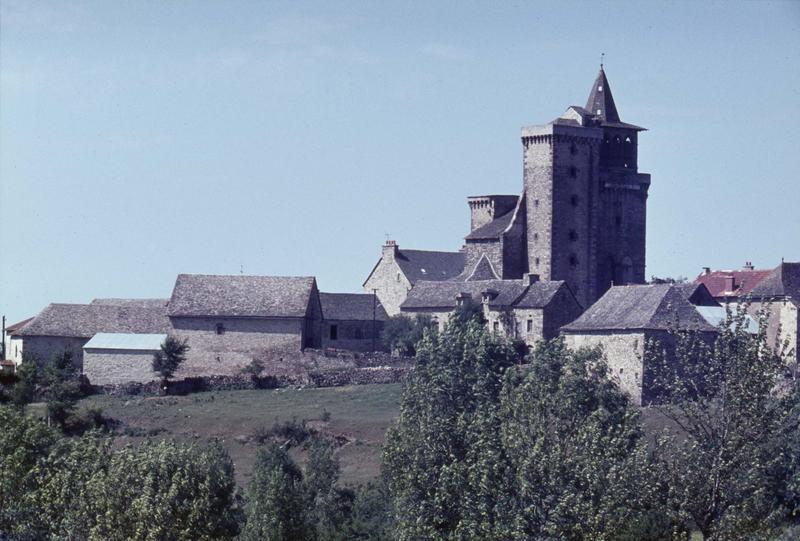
[319,293,389,321]
[749,262,800,301]
[91,298,169,308]
[562,283,719,333]
[465,209,515,241]
[5,317,34,335]
[394,249,466,284]
[17,303,171,338]
[465,255,500,281]
[401,279,565,311]
[167,274,316,318]
[694,268,771,298]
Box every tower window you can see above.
[216,323,225,335]
[597,109,602,115]
[535,257,540,266]
[570,143,578,155]
[533,232,539,242]
[569,166,577,178]
[396,272,401,282]
[330,325,338,340]
[569,230,578,241]
[570,195,579,206]
[569,254,578,267]
[534,199,539,207]
[615,215,622,227]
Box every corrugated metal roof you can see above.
[694,306,759,333]
[83,333,167,351]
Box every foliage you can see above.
[451,297,485,325]
[42,349,84,428]
[9,359,38,406]
[152,335,190,386]
[650,305,800,539]
[240,443,316,541]
[306,438,356,540]
[335,480,395,541]
[649,275,689,284]
[381,314,436,356]
[0,405,59,534]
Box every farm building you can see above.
[319,292,389,352]
[83,333,166,385]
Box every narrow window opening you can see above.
[533,232,539,242]
[570,195,579,206]
[534,199,539,207]
[569,254,578,267]
[569,230,578,242]
[526,320,533,333]
[569,166,577,178]
[570,143,578,155]
[216,323,225,335]
[615,215,622,227]
[330,324,338,340]
[619,367,624,374]
[493,321,500,333]
[535,257,540,266]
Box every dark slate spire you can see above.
[585,67,620,123]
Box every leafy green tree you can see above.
[452,297,485,325]
[42,349,83,428]
[0,405,59,535]
[305,438,357,540]
[10,359,38,406]
[383,318,518,539]
[334,480,394,541]
[152,335,190,389]
[240,443,315,541]
[89,440,239,541]
[381,314,436,356]
[650,306,799,540]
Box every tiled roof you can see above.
[464,209,515,240]
[401,279,564,311]
[17,303,171,338]
[395,249,466,284]
[91,298,169,308]
[750,262,800,301]
[562,283,718,333]
[694,268,771,298]
[5,317,34,335]
[167,274,316,318]
[320,292,389,321]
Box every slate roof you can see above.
[394,250,466,284]
[167,274,316,318]
[465,210,515,240]
[465,255,500,281]
[319,293,389,322]
[694,269,771,298]
[401,279,565,311]
[91,298,169,308]
[561,284,718,333]
[582,68,644,131]
[17,303,171,338]
[5,317,34,335]
[749,262,800,302]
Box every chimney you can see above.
[524,273,540,286]
[382,240,398,260]
[455,292,472,306]
[702,267,711,275]
[724,275,735,292]
[744,261,754,270]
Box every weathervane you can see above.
[600,52,605,69]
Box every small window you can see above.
[619,367,624,374]
[615,215,622,227]
[493,321,500,333]
[216,323,225,335]
[597,109,602,115]
[569,166,577,178]
[598,86,603,92]
[535,257,540,266]
[569,230,578,242]
[330,324,338,341]
[526,320,533,333]
[533,232,539,242]
[570,195,579,207]
[534,199,539,207]
[569,254,578,267]
[570,142,578,155]
[396,272,401,282]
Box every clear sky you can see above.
[1,1,799,323]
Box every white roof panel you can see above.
[83,333,166,351]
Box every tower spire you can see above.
[585,65,620,123]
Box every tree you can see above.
[240,444,315,541]
[42,349,83,428]
[650,306,800,539]
[88,440,239,540]
[152,335,189,389]
[305,438,356,540]
[10,359,38,406]
[381,314,436,356]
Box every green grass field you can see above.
[79,383,404,487]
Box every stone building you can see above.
[167,274,323,371]
[400,274,582,348]
[83,333,166,385]
[366,66,651,312]
[320,292,388,352]
[363,241,465,316]
[13,300,170,369]
[3,317,33,367]
[561,283,733,405]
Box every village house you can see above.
[560,283,750,405]
[3,316,34,368]
[400,273,582,348]
[12,299,170,369]
[319,292,389,352]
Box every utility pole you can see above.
[371,289,377,352]
[1,315,5,360]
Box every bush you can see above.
[381,314,436,356]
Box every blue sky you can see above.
[1,1,799,323]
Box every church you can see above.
[365,66,651,316]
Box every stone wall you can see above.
[18,335,89,369]
[746,299,799,364]
[321,320,385,352]
[84,348,159,385]
[563,331,646,405]
[463,240,503,278]
[363,244,413,316]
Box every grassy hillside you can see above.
[78,384,404,487]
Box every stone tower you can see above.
[522,67,650,307]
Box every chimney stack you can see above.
[702,267,711,275]
[382,240,398,260]
[724,275,735,292]
[744,261,754,270]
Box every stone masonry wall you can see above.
[321,320,385,352]
[463,240,503,278]
[20,335,89,369]
[84,349,159,385]
[563,331,646,405]
[363,246,413,316]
